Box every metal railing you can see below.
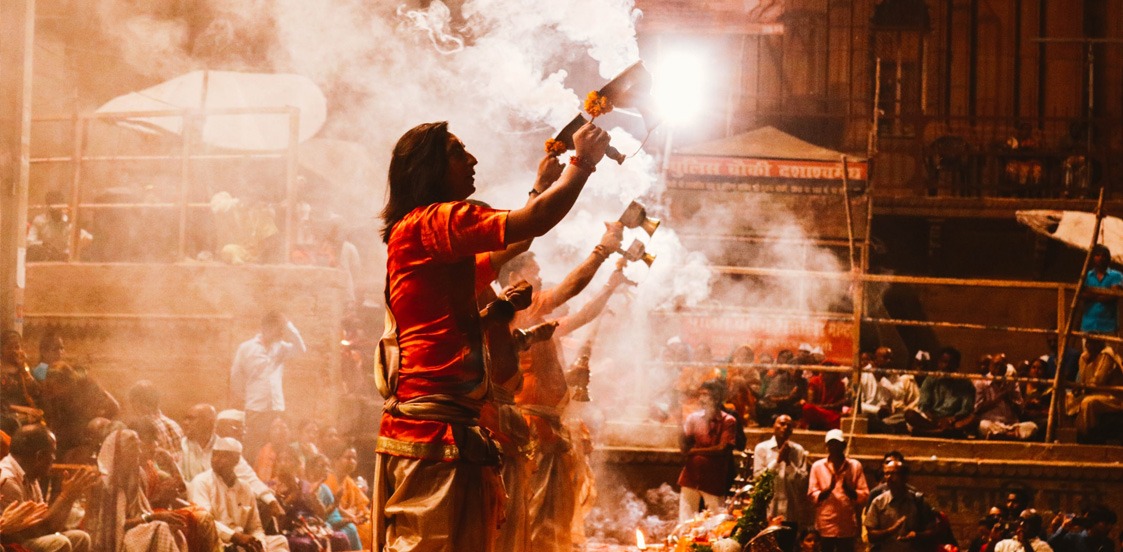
[27,107,301,262]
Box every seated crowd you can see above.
[0,331,369,552]
[669,334,1123,444]
[679,394,1119,552]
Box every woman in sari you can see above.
[130,418,222,552]
[87,429,190,552]
[269,446,349,552]
[324,447,371,551]
[254,417,289,483]
[306,454,361,551]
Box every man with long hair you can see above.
[374,121,610,552]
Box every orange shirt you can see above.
[377,202,509,461]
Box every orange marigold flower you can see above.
[583,90,612,118]
[544,138,567,156]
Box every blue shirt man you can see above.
[1081,245,1123,334]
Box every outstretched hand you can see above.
[535,155,565,191]
[0,501,49,533]
[572,122,611,166]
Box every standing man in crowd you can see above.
[865,459,936,552]
[754,414,809,552]
[808,430,869,552]
[1079,245,1122,336]
[678,380,737,522]
[229,311,305,460]
[0,424,98,552]
[373,121,611,552]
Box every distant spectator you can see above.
[677,380,737,521]
[994,510,1053,552]
[1079,245,1122,335]
[230,311,306,461]
[757,363,806,426]
[808,430,869,552]
[858,347,919,433]
[866,451,910,510]
[1046,335,1080,382]
[31,332,65,382]
[865,459,937,552]
[1067,338,1123,444]
[1048,504,1117,552]
[128,380,185,459]
[1023,360,1053,433]
[754,414,810,551]
[41,363,120,455]
[27,190,91,261]
[975,356,1036,440]
[905,347,976,437]
[254,417,289,483]
[802,365,848,431]
[0,331,39,434]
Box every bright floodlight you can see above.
[652,51,707,125]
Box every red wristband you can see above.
[569,155,596,173]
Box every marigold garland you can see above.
[544,138,567,156]
[583,90,612,118]
[730,469,777,546]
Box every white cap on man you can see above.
[825,429,846,444]
[216,409,245,423]
[213,437,243,455]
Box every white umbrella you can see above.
[1016,209,1123,264]
[95,70,327,151]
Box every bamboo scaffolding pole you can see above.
[66,115,85,263]
[28,203,212,210]
[1047,188,1107,442]
[32,106,298,122]
[676,233,866,248]
[31,153,285,163]
[842,155,857,272]
[711,265,1077,290]
[864,317,1056,334]
[23,312,233,320]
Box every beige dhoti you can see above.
[522,406,576,552]
[374,453,502,552]
[1071,394,1123,436]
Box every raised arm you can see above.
[489,156,565,271]
[504,123,611,244]
[555,268,631,337]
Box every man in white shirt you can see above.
[858,347,919,433]
[229,311,305,459]
[180,406,284,519]
[995,511,1053,552]
[753,414,810,552]
[189,438,289,552]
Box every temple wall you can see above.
[21,262,346,425]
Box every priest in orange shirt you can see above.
[373,120,610,552]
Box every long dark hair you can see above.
[380,122,451,243]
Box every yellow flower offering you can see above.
[583,90,612,118]
[544,138,567,156]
